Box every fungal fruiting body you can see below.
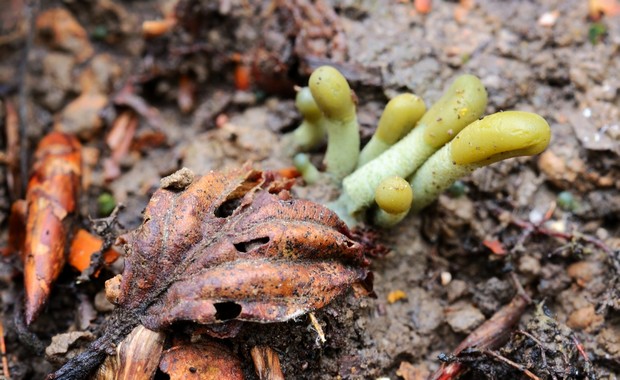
[293,153,321,184]
[308,66,360,180]
[373,176,413,228]
[340,74,488,217]
[409,111,551,212]
[357,93,426,167]
[291,87,326,151]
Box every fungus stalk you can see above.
[410,111,551,212]
[357,93,426,167]
[373,176,413,228]
[338,74,488,217]
[293,153,321,184]
[290,87,326,151]
[309,66,360,180]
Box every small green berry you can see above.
[98,192,116,216]
[557,191,578,211]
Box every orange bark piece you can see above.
[483,239,507,255]
[68,229,120,274]
[23,131,81,325]
[234,64,252,91]
[159,340,243,380]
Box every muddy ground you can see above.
[1,0,619,379]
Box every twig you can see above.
[0,317,10,379]
[487,203,614,255]
[4,100,21,201]
[481,349,541,380]
[571,335,591,363]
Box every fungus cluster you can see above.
[289,66,551,227]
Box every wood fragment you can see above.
[4,100,22,201]
[309,312,326,344]
[104,110,139,182]
[251,346,285,380]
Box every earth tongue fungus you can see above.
[373,176,413,228]
[293,152,321,185]
[289,86,326,151]
[308,65,360,180]
[47,166,373,379]
[357,93,426,167]
[294,67,551,226]
[409,111,551,212]
[337,73,488,219]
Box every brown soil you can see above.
[1,0,619,379]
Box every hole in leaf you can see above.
[234,237,270,252]
[214,198,243,218]
[214,302,242,320]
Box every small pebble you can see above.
[440,271,452,286]
[445,302,485,334]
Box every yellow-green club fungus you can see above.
[290,87,326,151]
[293,153,321,185]
[309,66,360,180]
[373,176,413,228]
[410,111,551,212]
[357,93,426,167]
[339,74,488,217]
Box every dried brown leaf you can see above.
[94,325,165,380]
[159,340,243,380]
[117,166,370,329]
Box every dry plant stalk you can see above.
[251,346,285,380]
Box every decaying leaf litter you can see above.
[1,0,619,379]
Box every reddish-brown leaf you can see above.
[22,131,82,324]
[116,166,370,329]
[159,340,243,380]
